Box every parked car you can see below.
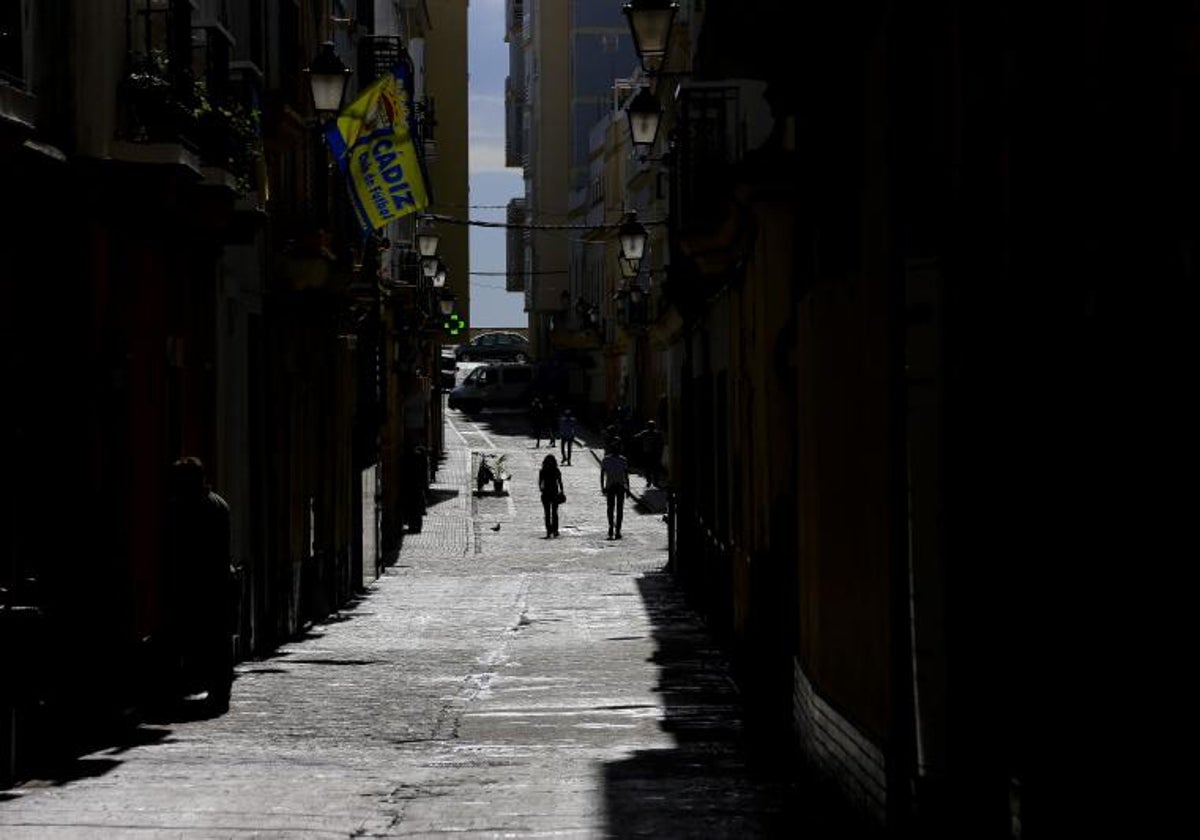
[448,362,535,414]
[455,331,531,363]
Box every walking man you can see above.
[559,408,577,466]
[600,443,630,540]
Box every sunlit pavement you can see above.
[0,402,855,838]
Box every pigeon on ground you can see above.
[491,523,501,531]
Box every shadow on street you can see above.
[12,725,172,789]
[600,571,876,839]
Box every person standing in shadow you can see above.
[165,456,235,714]
[633,419,665,487]
[600,443,631,540]
[539,454,564,538]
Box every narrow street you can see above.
[0,404,844,839]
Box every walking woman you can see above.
[538,454,564,538]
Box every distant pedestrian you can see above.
[618,404,636,450]
[603,420,622,454]
[559,408,577,466]
[600,444,630,540]
[633,420,665,487]
[538,454,564,538]
[529,396,546,447]
[545,395,558,447]
[165,456,235,713]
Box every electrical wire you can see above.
[425,213,666,231]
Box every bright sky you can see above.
[468,0,526,328]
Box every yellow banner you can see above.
[325,67,429,234]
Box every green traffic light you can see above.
[443,312,465,337]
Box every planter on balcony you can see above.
[121,52,194,145]
[192,83,261,194]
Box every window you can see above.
[126,0,196,87]
[248,0,263,70]
[277,0,299,106]
[572,0,618,27]
[192,25,231,101]
[356,0,373,30]
[130,0,173,63]
[572,33,634,96]
[0,0,23,84]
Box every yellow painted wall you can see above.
[426,1,471,327]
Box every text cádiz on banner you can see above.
[324,63,429,234]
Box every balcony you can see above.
[670,79,770,281]
[119,53,195,146]
[193,94,262,192]
[359,35,403,86]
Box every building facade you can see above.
[0,0,465,786]
[506,0,634,364]
[553,0,1190,835]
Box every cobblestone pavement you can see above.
[0,402,844,839]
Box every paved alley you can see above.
[0,406,845,839]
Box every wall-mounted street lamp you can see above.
[305,41,352,116]
[433,260,447,289]
[619,254,639,280]
[614,280,651,333]
[626,86,663,157]
[422,255,441,280]
[618,211,649,270]
[305,42,351,229]
[416,220,440,259]
[439,294,456,316]
[622,0,679,74]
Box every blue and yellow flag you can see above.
[325,65,429,235]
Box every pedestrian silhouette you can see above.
[633,420,665,487]
[544,395,558,446]
[165,456,235,714]
[539,454,564,538]
[559,409,577,465]
[529,396,546,447]
[600,443,630,539]
[603,420,622,454]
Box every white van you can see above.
[448,363,535,414]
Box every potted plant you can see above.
[192,80,263,194]
[475,452,510,494]
[490,454,510,494]
[121,50,192,142]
